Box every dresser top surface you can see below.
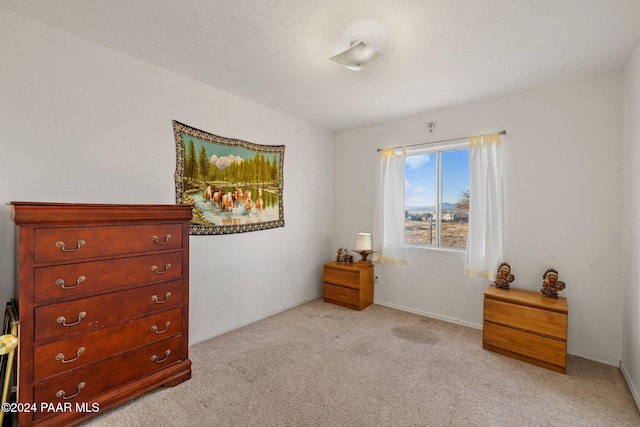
[324,261,373,271]
[10,201,193,224]
[484,285,568,313]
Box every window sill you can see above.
[405,244,466,254]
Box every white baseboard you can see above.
[373,298,483,330]
[566,348,621,368]
[621,362,640,411]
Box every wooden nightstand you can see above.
[323,262,374,311]
[483,285,568,373]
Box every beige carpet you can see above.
[82,298,640,426]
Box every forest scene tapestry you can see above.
[173,121,285,235]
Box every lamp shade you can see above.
[354,232,373,251]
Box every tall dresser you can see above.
[10,202,193,426]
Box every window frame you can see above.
[404,139,469,251]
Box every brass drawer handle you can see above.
[151,234,171,244]
[56,381,86,400]
[151,292,171,304]
[151,349,171,363]
[55,275,86,290]
[151,263,171,274]
[151,321,171,334]
[55,239,85,252]
[56,347,85,364]
[57,311,86,327]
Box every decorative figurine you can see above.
[541,268,566,299]
[335,248,353,263]
[494,262,515,290]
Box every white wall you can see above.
[622,39,640,408]
[334,71,625,366]
[0,9,334,345]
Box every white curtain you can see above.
[465,133,504,280]
[373,148,408,265]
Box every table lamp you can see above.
[353,232,375,265]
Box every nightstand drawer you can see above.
[483,321,567,368]
[484,298,567,340]
[324,266,361,289]
[323,283,359,305]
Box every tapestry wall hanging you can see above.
[173,120,285,235]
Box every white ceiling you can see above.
[2,0,640,131]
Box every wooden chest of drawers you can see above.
[483,285,568,374]
[11,202,193,426]
[323,262,374,311]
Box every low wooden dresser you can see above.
[323,261,374,311]
[483,285,568,373]
[10,202,193,426]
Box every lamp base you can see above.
[353,250,375,264]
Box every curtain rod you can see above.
[376,130,507,152]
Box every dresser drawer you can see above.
[34,223,184,263]
[483,321,567,368]
[33,335,183,422]
[34,251,184,303]
[323,283,359,305]
[324,266,361,289]
[34,308,183,380]
[34,280,183,344]
[484,298,568,340]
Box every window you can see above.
[404,143,469,249]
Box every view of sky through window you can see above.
[405,149,469,207]
[405,148,469,248]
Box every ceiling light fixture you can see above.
[329,40,385,71]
